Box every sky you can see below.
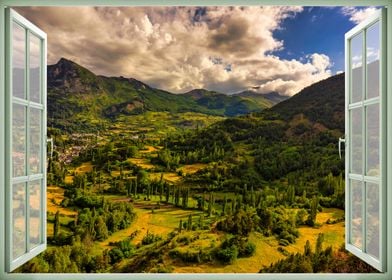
[16,6,378,96]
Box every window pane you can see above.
[350,108,363,174]
[12,22,25,99]
[351,32,363,103]
[366,22,380,99]
[13,182,26,259]
[366,104,380,176]
[30,180,41,249]
[366,182,380,259]
[351,180,363,249]
[30,108,42,174]
[13,104,26,177]
[30,34,41,103]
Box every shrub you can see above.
[215,245,238,264]
[142,231,162,245]
[239,241,256,257]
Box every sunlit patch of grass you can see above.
[149,172,182,183]
[177,163,207,175]
[47,185,77,216]
[64,175,74,184]
[128,158,156,170]
[75,162,94,174]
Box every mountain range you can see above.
[47,58,344,135]
[47,58,288,130]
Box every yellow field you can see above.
[149,172,182,183]
[75,162,94,174]
[128,158,156,169]
[178,163,207,175]
[286,208,345,253]
[140,145,159,153]
[47,185,77,216]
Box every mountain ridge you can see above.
[47,58,284,130]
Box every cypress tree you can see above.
[53,210,60,240]
[179,219,183,233]
[187,214,193,230]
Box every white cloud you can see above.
[16,6,333,96]
[341,6,379,24]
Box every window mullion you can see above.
[361,27,367,254]
[25,28,30,254]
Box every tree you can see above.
[306,196,319,226]
[94,216,109,241]
[222,195,228,215]
[179,219,183,233]
[137,170,149,186]
[304,240,312,256]
[187,214,193,230]
[53,211,60,240]
[286,185,295,205]
[208,192,214,217]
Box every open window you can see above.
[4,8,47,272]
[0,3,391,278]
[344,8,386,272]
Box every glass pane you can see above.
[30,34,41,103]
[13,182,26,259]
[351,32,363,103]
[30,180,41,249]
[351,180,363,249]
[30,108,42,174]
[350,108,363,174]
[13,104,26,177]
[366,104,380,176]
[366,182,380,259]
[366,22,380,99]
[12,22,25,99]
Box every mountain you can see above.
[182,88,273,117]
[47,58,274,131]
[234,91,288,108]
[185,72,345,148]
[268,73,345,132]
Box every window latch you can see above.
[338,137,345,159]
[47,137,54,159]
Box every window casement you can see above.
[0,1,391,280]
[344,8,387,272]
[4,8,47,272]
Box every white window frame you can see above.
[4,8,47,272]
[0,0,391,280]
[344,8,387,272]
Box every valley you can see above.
[17,59,376,274]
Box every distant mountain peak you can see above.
[184,88,222,100]
[235,90,288,104]
[48,57,101,93]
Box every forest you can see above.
[17,59,376,273]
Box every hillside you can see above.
[47,58,280,131]
[234,91,288,107]
[267,73,345,132]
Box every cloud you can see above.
[16,6,332,96]
[341,6,379,24]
